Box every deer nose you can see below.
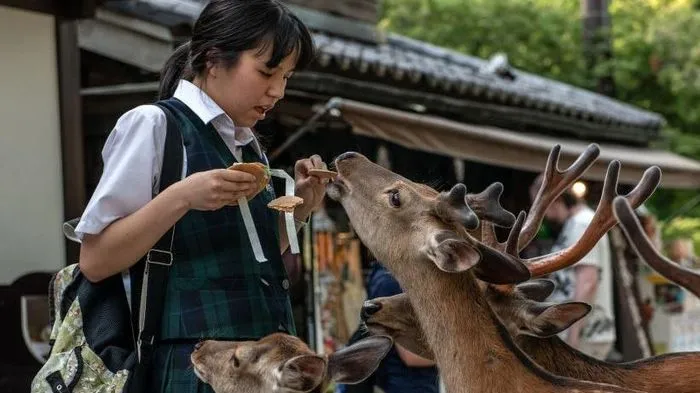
[336,151,360,162]
[361,300,382,321]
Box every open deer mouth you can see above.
[190,348,209,383]
[326,176,347,201]
[191,359,207,382]
[327,155,354,200]
[192,365,205,381]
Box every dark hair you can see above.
[158,0,315,100]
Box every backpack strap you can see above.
[135,102,184,366]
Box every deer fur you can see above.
[327,152,642,393]
[364,285,700,393]
[190,332,392,393]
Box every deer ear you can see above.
[422,231,481,273]
[471,244,531,284]
[279,355,327,392]
[328,335,393,384]
[515,279,556,302]
[471,212,531,284]
[521,302,591,337]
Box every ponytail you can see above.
[158,41,193,100]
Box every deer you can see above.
[326,145,661,393]
[362,282,700,393]
[358,148,700,393]
[190,332,393,393]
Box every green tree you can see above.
[380,0,590,87]
[379,0,700,219]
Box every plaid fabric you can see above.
[150,342,212,393]
[148,99,295,392]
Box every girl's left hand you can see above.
[294,154,329,219]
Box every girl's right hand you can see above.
[173,169,258,211]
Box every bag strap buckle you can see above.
[146,249,173,266]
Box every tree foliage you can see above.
[379,0,700,220]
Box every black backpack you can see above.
[31,102,183,393]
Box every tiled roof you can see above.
[313,32,662,130]
[101,0,665,134]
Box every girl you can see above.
[75,1,325,391]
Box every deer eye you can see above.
[389,190,401,208]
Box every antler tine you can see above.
[506,211,526,257]
[466,182,516,228]
[479,211,521,253]
[471,211,531,284]
[623,165,663,210]
[437,184,480,230]
[518,144,600,251]
[614,196,700,299]
[526,162,662,277]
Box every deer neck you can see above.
[516,335,700,392]
[391,258,553,393]
[515,334,630,385]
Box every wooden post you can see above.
[581,0,616,97]
[56,18,86,265]
[610,227,654,360]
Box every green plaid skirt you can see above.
[150,342,213,393]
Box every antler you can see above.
[476,161,661,279]
[614,196,700,299]
[436,184,480,230]
[525,161,661,277]
[470,211,532,284]
[466,183,516,228]
[518,144,600,251]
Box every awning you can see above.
[334,99,700,189]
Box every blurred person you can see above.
[530,174,616,360]
[337,261,439,393]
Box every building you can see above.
[3,0,700,389]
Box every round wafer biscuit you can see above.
[229,162,270,197]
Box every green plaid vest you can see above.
[157,98,295,341]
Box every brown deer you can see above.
[358,150,700,393]
[363,284,700,393]
[190,333,392,393]
[327,148,657,393]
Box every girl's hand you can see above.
[294,154,329,219]
[173,169,258,211]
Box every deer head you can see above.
[361,281,591,362]
[361,294,434,360]
[190,333,393,393]
[326,152,529,283]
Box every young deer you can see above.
[327,148,656,393]
[190,333,392,393]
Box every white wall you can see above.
[0,5,65,284]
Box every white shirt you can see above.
[75,80,264,239]
[549,206,616,343]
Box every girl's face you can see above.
[204,44,298,128]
